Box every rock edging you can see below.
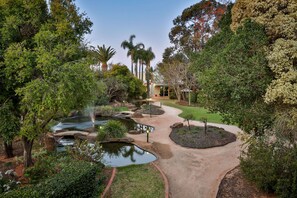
[151,162,170,198]
[101,167,117,198]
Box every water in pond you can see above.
[51,116,154,133]
[101,142,157,167]
[56,142,157,167]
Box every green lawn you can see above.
[110,165,164,198]
[160,99,223,124]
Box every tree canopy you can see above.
[191,6,274,134]
[169,0,227,53]
[231,0,297,134]
[0,0,97,167]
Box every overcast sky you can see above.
[76,0,200,68]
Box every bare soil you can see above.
[139,104,165,115]
[217,166,276,198]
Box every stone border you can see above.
[101,167,117,198]
[151,162,170,198]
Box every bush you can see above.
[240,137,297,197]
[0,170,20,194]
[190,92,198,104]
[95,105,115,116]
[24,155,56,184]
[68,140,103,163]
[2,160,101,198]
[169,91,177,99]
[97,120,127,141]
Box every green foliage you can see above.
[193,19,274,134]
[161,99,223,124]
[184,113,194,121]
[0,170,20,194]
[121,35,144,76]
[190,92,198,104]
[24,155,56,184]
[95,105,115,117]
[240,137,297,197]
[95,44,116,71]
[0,0,97,167]
[104,64,145,100]
[231,0,297,135]
[97,120,127,141]
[184,113,194,130]
[3,159,101,198]
[0,101,19,143]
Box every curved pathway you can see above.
[127,103,242,198]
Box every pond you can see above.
[101,142,157,167]
[56,141,157,167]
[51,116,154,133]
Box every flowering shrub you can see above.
[68,140,103,163]
[0,170,20,194]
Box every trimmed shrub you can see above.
[2,160,100,198]
[97,120,127,141]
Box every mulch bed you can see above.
[169,126,236,149]
[139,104,165,115]
[217,166,276,198]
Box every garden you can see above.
[1,0,297,197]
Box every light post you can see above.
[149,101,152,118]
[146,129,149,143]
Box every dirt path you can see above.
[127,103,242,198]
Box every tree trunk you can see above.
[131,57,134,75]
[188,92,191,106]
[141,61,144,81]
[22,136,34,168]
[102,63,107,72]
[187,120,191,131]
[204,121,207,135]
[135,62,138,78]
[146,67,150,98]
[4,142,14,158]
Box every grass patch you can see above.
[110,164,164,198]
[160,99,223,124]
[113,106,129,112]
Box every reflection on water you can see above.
[101,142,157,167]
[51,116,154,133]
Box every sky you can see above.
[75,0,200,68]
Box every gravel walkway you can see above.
[127,102,242,198]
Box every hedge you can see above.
[1,160,100,198]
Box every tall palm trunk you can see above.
[146,64,150,98]
[135,61,138,78]
[141,60,144,82]
[102,63,108,71]
[131,57,134,75]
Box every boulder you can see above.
[170,122,183,129]
[132,111,143,118]
[128,130,142,135]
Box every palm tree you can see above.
[133,48,145,80]
[121,35,144,75]
[96,44,116,71]
[143,47,155,98]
